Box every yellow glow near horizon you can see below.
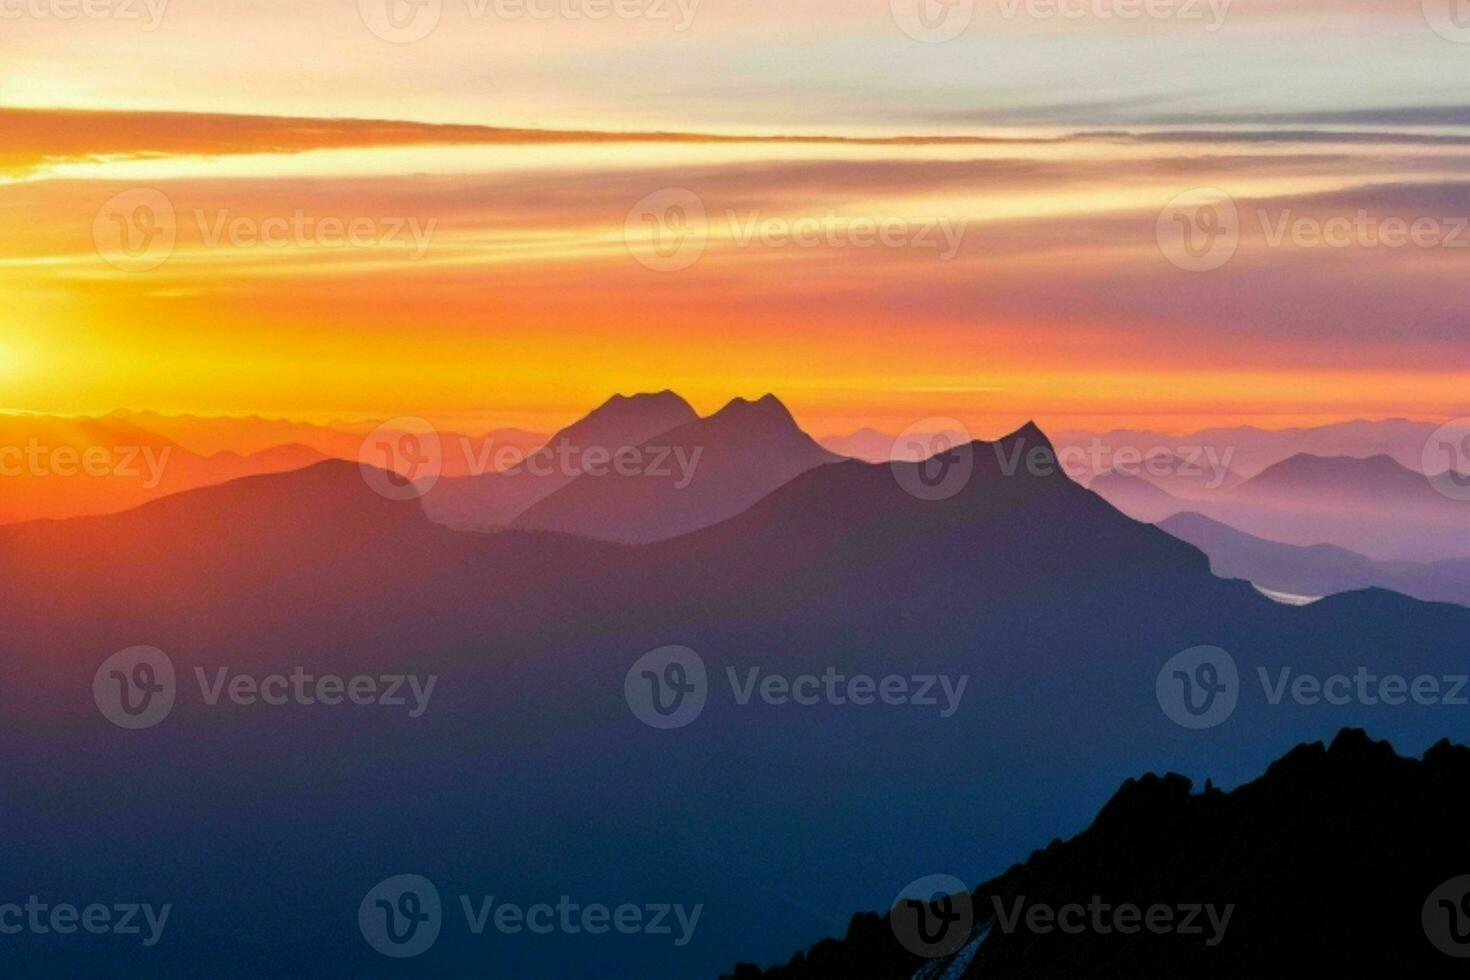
[4,105,1468,433]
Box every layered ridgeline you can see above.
[725,729,1470,978]
[425,391,840,541]
[3,423,1470,976]
[1160,511,1470,607]
[0,412,328,524]
[512,394,841,543]
[1090,452,1470,564]
[420,389,700,529]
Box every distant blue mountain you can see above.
[2,424,1468,976]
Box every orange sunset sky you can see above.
[2,0,1468,436]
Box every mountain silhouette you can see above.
[1209,453,1470,561]
[511,394,841,543]
[1089,450,1243,500]
[420,390,697,529]
[1086,470,1184,523]
[725,728,1470,978]
[821,425,972,463]
[1053,418,1455,478]
[0,412,327,525]
[1160,511,1470,607]
[3,422,1469,976]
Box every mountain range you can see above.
[419,390,698,530]
[725,728,1470,978]
[3,416,1469,975]
[511,394,841,543]
[1090,452,1470,563]
[1160,511,1470,607]
[0,412,327,524]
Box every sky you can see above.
[2,0,1468,435]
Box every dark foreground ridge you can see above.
[726,728,1470,978]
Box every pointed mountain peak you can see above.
[996,420,1054,451]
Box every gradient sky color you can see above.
[2,0,1468,435]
